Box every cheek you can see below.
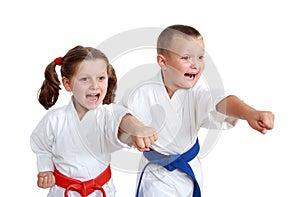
[169,61,188,73]
[177,64,190,74]
[101,81,109,92]
[200,63,205,72]
[178,60,191,69]
[72,87,84,97]
[71,82,88,95]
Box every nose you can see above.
[90,79,99,90]
[190,57,204,70]
[190,59,200,69]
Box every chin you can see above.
[186,84,196,89]
[182,80,197,89]
[86,102,101,110]
[89,106,98,110]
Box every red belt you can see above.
[54,165,111,197]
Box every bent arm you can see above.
[31,117,55,172]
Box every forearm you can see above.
[119,114,144,136]
[31,133,54,172]
[216,95,256,120]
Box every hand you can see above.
[131,126,158,151]
[37,171,55,188]
[246,110,274,134]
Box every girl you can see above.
[31,45,157,197]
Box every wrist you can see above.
[240,108,256,120]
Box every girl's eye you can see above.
[198,56,204,60]
[80,77,88,81]
[99,76,105,80]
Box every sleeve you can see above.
[119,86,151,125]
[212,88,238,129]
[30,114,55,172]
[118,87,151,144]
[195,86,238,130]
[100,104,133,152]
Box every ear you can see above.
[62,77,72,92]
[157,54,167,70]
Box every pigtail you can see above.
[38,61,61,109]
[103,64,117,104]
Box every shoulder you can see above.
[94,103,128,118]
[189,79,210,97]
[32,104,69,135]
[127,73,164,97]
[41,104,69,123]
[190,79,228,108]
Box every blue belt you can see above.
[136,139,201,197]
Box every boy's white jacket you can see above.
[121,71,238,197]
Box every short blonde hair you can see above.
[157,24,203,55]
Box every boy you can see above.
[121,25,274,197]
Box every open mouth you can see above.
[86,93,100,102]
[184,73,197,80]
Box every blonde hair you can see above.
[157,24,203,55]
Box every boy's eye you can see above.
[181,56,190,60]
[198,56,204,60]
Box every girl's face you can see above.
[158,36,205,98]
[63,59,108,117]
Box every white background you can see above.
[0,0,299,196]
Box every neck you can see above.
[161,71,177,98]
[165,85,175,98]
[72,97,88,120]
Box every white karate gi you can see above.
[121,72,238,197]
[31,98,129,197]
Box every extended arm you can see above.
[216,95,274,134]
[119,114,158,151]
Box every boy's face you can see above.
[158,35,205,96]
[63,59,108,115]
